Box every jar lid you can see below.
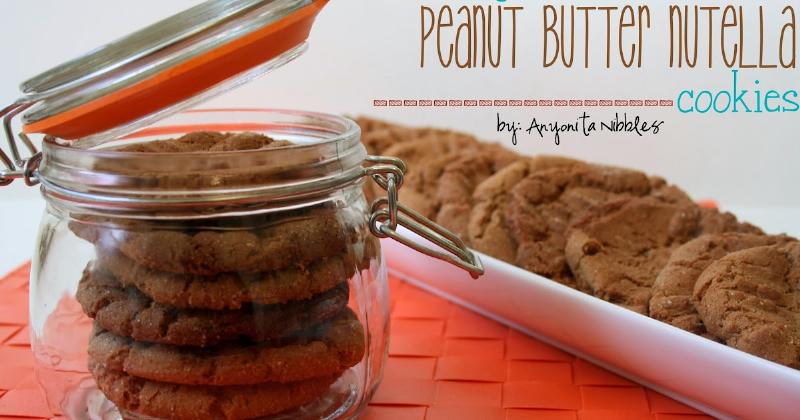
[17,0,328,142]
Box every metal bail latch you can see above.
[364,156,484,279]
[0,101,41,187]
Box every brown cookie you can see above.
[90,360,338,420]
[76,265,349,347]
[430,145,523,241]
[409,126,478,143]
[468,156,588,264]
[91,131,307,191]
[360,126,415,156]
[698,206,762,235]
[356,116,481,156]
[470,159,662,289]
[73,210,353,276]
[358,120,520,214]
[88,309,365,385]
[650,233,789,335]
[114,131,293,153]
[693,242,800,368]
[97,250,353,310]
[565,196,759,314]
[381,135,480,218]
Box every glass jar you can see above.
[29,110,393,419]
[1,2,483,418]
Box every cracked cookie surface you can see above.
[114,131,292,153]
[88,309,364,385]
[381,135,481,218]
[76,265,349,347]
[693,241,800,368]
[96,250,353,310]
[72,210,353,276]
[566,195,762,314]
[470,159,664,289]
[432,146,523,241]
[650,233,787,335]
[468,156,588,265]
[90,360,338,420]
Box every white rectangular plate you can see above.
[382,233,800,420]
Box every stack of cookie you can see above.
[358,116,800,369]
[71,132,367,419]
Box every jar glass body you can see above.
[28,110,389,420]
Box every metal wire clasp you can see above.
[0,101,40,187]
[365,156,484,279]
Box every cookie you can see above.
[114,131,292,153]
[693,242,800,368]
[470,159,661,288]
[650,233,788,335]
[381,135,480,218]
[358,120,522,219]
[427,145,523,241]
[76,265,349,347]
[360,126,415,156]
[92,131,306,191]
[565,195,759,314]
[73,210,353,276]
[88,309,364,385]
[90,360,338,420]
[698,206,762,235]
[354,116,413,156]
[356,116,481,156]
[97,250,353,310]
[468,157,587,263]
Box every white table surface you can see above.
[0,198,798,276]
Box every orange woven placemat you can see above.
[0,262,712,420]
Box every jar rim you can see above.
[38,108,367,218]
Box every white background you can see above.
[1,0,799,271]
